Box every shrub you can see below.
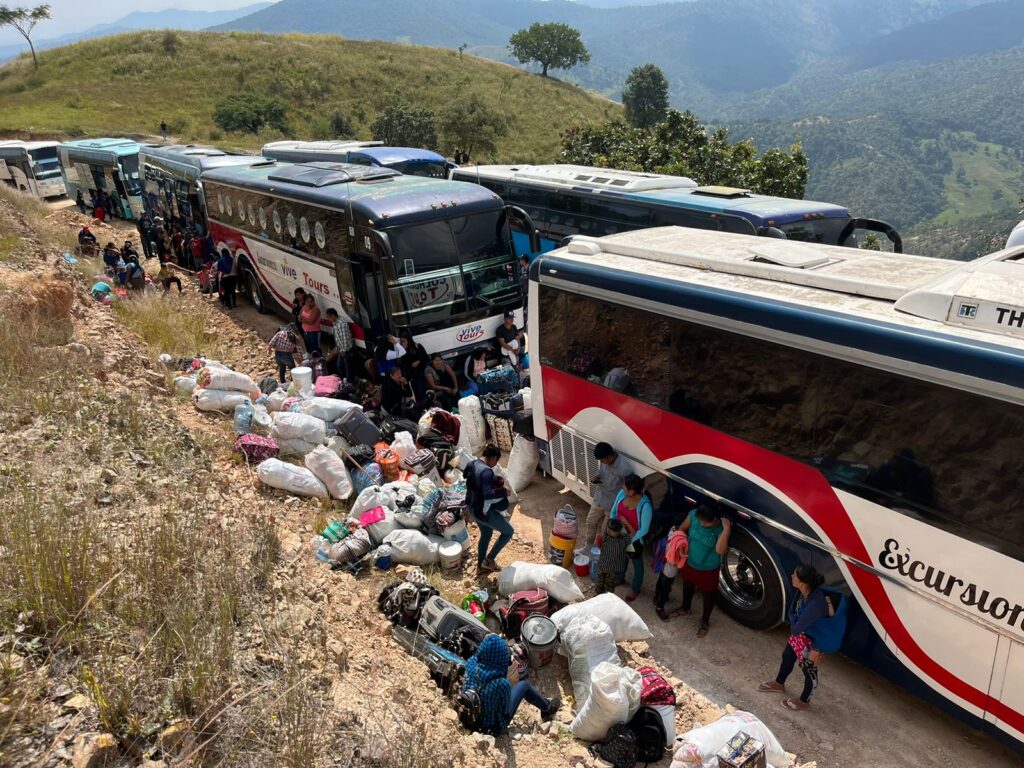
[214,91,290,135]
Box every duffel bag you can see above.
[234,434,279,465]
[477,365,519,396]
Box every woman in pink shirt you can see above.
[298,294,322,356]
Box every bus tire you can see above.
[717,527,785,631]
[242,267,269,314]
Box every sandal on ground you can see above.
[783,697,810,711]
[758,681,785,693]
[625,592,640,603]
[696,621,709,638]
[655,607,670,622]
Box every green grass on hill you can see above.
[0,30,619,161]
[931,140,1022,228]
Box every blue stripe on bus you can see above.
[537,256,1024,390]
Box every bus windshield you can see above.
[390,160,449,179]
[29,147,62,180]
[118,155,142,195]
[384,210,517,331]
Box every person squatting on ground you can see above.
[609,474,653,602]
[581,442,630,552]
[465,444,513,573]
[459,635,560,736]
[268,325,300,384]
[673,503,731,637]
[759,563,836,711]
[594,518,630,594]
[158,263,182,293]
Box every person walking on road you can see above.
[465,444,514,573]
[216,248,236,309]
[581,442,630,551]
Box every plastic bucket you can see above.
[548,533,575,569]
[589,545,601,581]
[573,553,590,577]
[292,366,313,397]
[439,541,463,572]
[521,615,559,668]
[442,519,471,553]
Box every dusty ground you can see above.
[8,202,1020,767]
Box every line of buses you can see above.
[4,135,1023,751]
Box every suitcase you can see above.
[337,407,383,447]
[380,414,420,443]
[391,625,466,694]
[477,365,519,396]
[485,414,514,453]
[419,596,491,647]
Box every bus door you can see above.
[111,171,131,216]
[348,254,389,341]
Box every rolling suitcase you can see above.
[477,365,519,396]
[336,407,383,448]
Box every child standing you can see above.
[594,518,630,594]
[268,325,300,384]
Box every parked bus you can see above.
[452,164,903,258]
[531,226,1024,748]
[0,140,66,199]
[57,138,145,220]
[139,144,258,235]
[262,140,454,178]
[200,160,538,355]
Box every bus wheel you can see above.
[243,268,268,314]
[717,527,785,630]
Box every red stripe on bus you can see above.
[541,365,1023,733]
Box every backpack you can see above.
[627,706,668,764]
[590,723,638,768]
[455,686,482,730]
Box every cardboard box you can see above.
[717,731,767,768]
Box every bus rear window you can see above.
[391,160,448,179]
[780,218,849,246]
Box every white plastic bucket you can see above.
[442,519,471,553]
[292,366,313,398]
[439,541,463,571]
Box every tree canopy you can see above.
[622,64,669,130]
[0,4,51,69]
[438,94,508,160]
[371,103,438,150]
[508,22,590,78]
[561,109,808,199]
[213,92,289,134]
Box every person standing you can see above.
[136,212,154,260]
[609,474,654,603]
[593,518,630,594]
[581,442,630,551]
[673,503,731,637]
[758,564,835,711]
[374,334,406,379]
[268,325,301,384]
[298,294,322,356]
[75,190,86,214]
[325,308,354,379]
[518,254,530,314]
[160,121,169,141]
[465,444,515,573]
[188,230,204,272]
[216,248,237,309]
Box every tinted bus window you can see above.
[389,220,458,275]
[538,284,1024,552]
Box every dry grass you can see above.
[113,292,228,360]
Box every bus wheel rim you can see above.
[719,546,766,611]
[248,273,260,306]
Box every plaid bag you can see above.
[638,666,676,707]
[234,434,278,465]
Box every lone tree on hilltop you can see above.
[508,22,589,78]
[622,64,669,129]
[0,4,51,70]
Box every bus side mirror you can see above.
[758,226,787,239]
[506,205,541,254]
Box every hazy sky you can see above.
[0,1,265,45]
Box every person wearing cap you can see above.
[495,311,520,366]
[581,442,631,552]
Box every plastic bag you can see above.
[416,475,437,498]
[561,615,620,708]
[194,388,251,413]
[271,411,327,445]
[329,528,372,565]
[256,458,329,498]
[551,593,653,643]
[197,368,259,395]
[382,529,440,565]
[173,375,198,395]
[569,662,641,742]
[457,395,486,454]
[497,561,585,605]
[360,506,397,545]
[671,711,789,768]
[251,404,273,436]
[304,445,354,500]
[299,397,361,423]
[276,437,321,457]
[351,486,398,517]
[505,435,539,493]
[390,431,416,463]
[653,704,676,748]
[265,389,289,412]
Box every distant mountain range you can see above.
[0,3,272,64]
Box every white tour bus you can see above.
[530,227,1024,749]
[0,140,66,199]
